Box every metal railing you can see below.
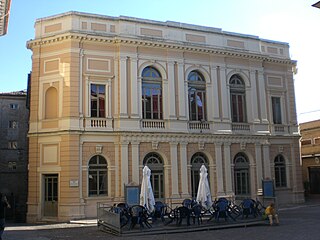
[97,203,121,235]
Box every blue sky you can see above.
[0,0,319,123]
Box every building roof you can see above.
[0,90,27,96]
[0,0,11,36]
[312,1,320,8]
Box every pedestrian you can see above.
[265,202,279,226]
[0,193,11,240]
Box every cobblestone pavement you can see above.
[3,199,320,240]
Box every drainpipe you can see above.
[79,37,85,209]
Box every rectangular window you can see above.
[8,161,17,170]
[9,120,18,129]
[142,83,162,119]
[272,97,282,124]
[231,93,246,122]
[301,139,312,146]
[10,103,19,109]
[90,84,105,118]
[8,141,18,149]
[189,91,206,121]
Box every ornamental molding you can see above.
[26,33,295,65]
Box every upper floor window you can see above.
[8,141,18,149]
[8,161,17,170]
[272,97,282,124]
[9,120,18,129]
[10,103,18,109]
[45,87,58,119]
[91,84,105,118]
[274,155,287,188]
[88,155,107,196]
[141,67,163,119]
[230,75,246,123]
[188,71,206,121]
[301,139,312,146]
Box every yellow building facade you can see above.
[300,120,320,195]
[26,11,304,222]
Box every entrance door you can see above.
[150,170,164,200]
[309,167,320,194]
[44,174,58,217]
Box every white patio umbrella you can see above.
[140,165,155,212]
[196,164,212,209]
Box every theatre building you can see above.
[26,11,304,222]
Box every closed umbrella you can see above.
[196,165,212,209]
[140,166,155,212]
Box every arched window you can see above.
[234,152,250,196]
[143,152,164,200]
[188,71,206,121]
[45,87,58,119]
[141,67,162,119]
[88,155,107,196]
[191,152,209,198]
[274,155,287,187]
[230,75,246,123]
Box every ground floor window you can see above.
[234,152,250,196]
[88,155,107,196]
[274,154,287,188]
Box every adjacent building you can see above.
[26,11,304,222]
[300,120,320,195]
[0,90,29,222]
[0,0,11,36]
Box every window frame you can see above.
[143,152,164,200]
[8,141,18,149]
[190,152,209,198]
[188,70,206,121]
[230,75,247,123]
[274,155,287,188]
[90,84,106,118]
[9,120,18,129]
[271,96,282,124]
[141,66,163,120]
[233,152,250,196]
[10,103,19,110]
[88,155,108,197]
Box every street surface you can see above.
[3,200,320,240]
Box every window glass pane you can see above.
[91,85,97,117]
[230,75,246,123]
[188,71,206,121]
[272,97,282,124]
[88,155,107,196]
[274,155,286,187]
[90,84,105,118]
[141,75,162,120]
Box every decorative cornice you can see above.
[26,32,295,65]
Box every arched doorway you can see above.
[143,152,164,200]
[190,152,209,198]
[234,152,250,197]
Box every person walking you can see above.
[265,202,279,226]
[0,193,11,240]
